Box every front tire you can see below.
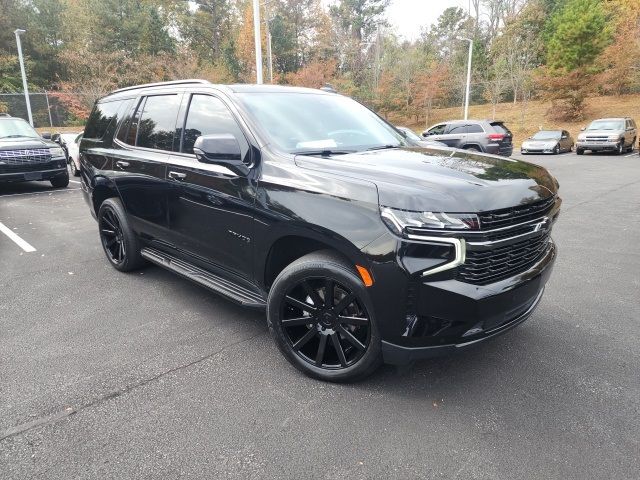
[69,158,80,176]
[50,171,69,188]
[97,198,145,272]
[617,141,625,155]
[577,148,584,156]
[553,144,560,155]
[267,251,382,382]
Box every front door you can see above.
[166,93,256,279]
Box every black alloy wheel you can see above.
[267,251,382,382]
[100,208,126,265]
[617,141,624,155]
[97,198,145,272]
[553,144,560,155]
[280,277,371,369]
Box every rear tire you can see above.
[50,172,69,188]
[267,251,382,382]
[464,146,481,152]
[97,198,145,272]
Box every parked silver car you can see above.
[521,130,573,155]
[576,118,636,155]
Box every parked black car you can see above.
[0,116,69,187]
[422,119,514,156]
[80,81,560,382]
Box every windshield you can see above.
[587,120,624,131]
[532,131,561,140]
[0,119,40,139]
[237,92,406,154]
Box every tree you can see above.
[330,0,389,42]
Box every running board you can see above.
[140,247,267,308]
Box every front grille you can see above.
[585,136,609,141]
[0,148,52,165]
[457,233,551,284]
[478,196,556,230]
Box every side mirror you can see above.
[422,131,431,137]
[41,132,52,139]
[561,135,567,139]
[193,134,248,176]
[580,127,586,131]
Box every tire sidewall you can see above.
[98,198,143,272]
[267,255,382,382]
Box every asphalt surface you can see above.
[1,151,639,479]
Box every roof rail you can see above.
[110,79,211,95]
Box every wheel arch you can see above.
[462,143,484,152]
[262,232,368,291]
[91,176,121,216]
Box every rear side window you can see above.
[136,95,181,151]
[84,100,126,139]
[466,124,484,133]
[447,124,466,134]
[491,122,512,136]
[181,94,250,159]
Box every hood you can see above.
[295,147,557,212]
[522,139,557,147]
[582,129,624,137]
[0,136,56,151]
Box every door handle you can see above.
[115,161,130,169]
[168,171,187,181]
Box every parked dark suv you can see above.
[0,115,69,187]
[80,80,560,382]
[423,119,514,156]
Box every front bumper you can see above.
[379,241,556,365]
[577,141,618,151]
[0,159,67,182]
[0,167,67,182]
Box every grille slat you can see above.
[478,196,555,229]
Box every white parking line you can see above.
[0,188,80,199]
[0,221,36,252]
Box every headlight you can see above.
[577,134,586,141]
[49,147,65,158]
[381,206,479,235]
[608,135,620,141]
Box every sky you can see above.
[385,0,470,40]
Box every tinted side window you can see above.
[466,124,484,133]
[491,123,511,136]
[181,94,249,160]
[447,125,466,134]
[84,100,125,139]
[136,95,181,151]
[427,124,446,135]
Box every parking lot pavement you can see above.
[1,153,639,480]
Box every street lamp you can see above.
[252,0,263,84]
[14,28,33,126]
[458,37,473,121]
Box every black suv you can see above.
[0,116,69,187]
[80,80,560,382]
[423,119,514,156]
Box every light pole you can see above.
[14,29,33,126]
[262,0,273,83]
[252,0,263,84]
[458,37,473,120]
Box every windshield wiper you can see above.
[293,149,354,156]
[366,144,402,151]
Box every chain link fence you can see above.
[0,92,93,129]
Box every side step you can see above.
[140,247,267,308]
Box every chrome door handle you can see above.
[115,161,130,169]
[168,171,187,181]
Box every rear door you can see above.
[112,94,182,242]
[165,92,256,279]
